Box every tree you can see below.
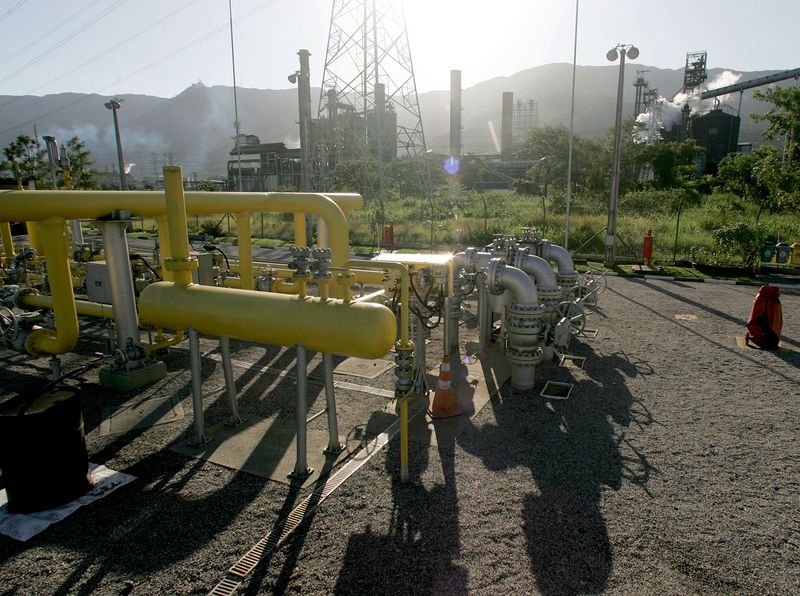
[65,136,99,189]
[716,147,798,220]
[751,86,800,165]
[2,135,45,184]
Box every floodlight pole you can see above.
[104,98,128,191]
[605,43,637,266]
[564,0,579,251]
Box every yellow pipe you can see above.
[24,218,78,355]
[0,190,352,269]
[324,193,363,215]
[26,221,43,255]
[156,215,174,282]
[21,291,115,319]
[144,329,186,353]
[138,283,396,359]
[345,259,410,349]
[162,167,195,287]
[1,221,15,261]
[236,211,253,290]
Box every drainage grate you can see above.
[540,381,574,401]
[208,412,399,595]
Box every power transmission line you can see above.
[0,0,283,137]
[0,0,127,87]
[0,0,26,26]
[0,0,202,109]
[0,0,104,66]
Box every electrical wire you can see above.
[0,0,283,137]
[0,0,128,87]
[0,0,26,26]
[0,0,104,67]
[0,0,201,111]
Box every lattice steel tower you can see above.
[313,0,429,191]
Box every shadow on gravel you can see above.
[613,285,800,375]
[456,340,655,594]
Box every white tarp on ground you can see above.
[0,463,136,542]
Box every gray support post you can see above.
[322,353,343,454]
[102,219,140,354]
[219,336,242,425]
[188,328,207,446]
[291,344,312,479]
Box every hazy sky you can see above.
[0,0,798,99]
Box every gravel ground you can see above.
[1,277,799,595]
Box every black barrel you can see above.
[0,386,92,514]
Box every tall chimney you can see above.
[501,91,513,160]
[450,70,461,159]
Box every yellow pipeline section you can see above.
[0,190,353,268]
[137,167,396,360]
[23,218,79,355]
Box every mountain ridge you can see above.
[0,63,789,179]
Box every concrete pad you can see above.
[170,417,349,488]
[407,351,510,449]
[99,396,184,437]
[334,357,393,379]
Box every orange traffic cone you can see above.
[427,355,462,419]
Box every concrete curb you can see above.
[588,270,799,290]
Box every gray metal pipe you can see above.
[188,328,207,445]
[219,336,242,425]
[543,242,576,274]
[517,252,558,288]
[497,262,538,306]
[322,352,343,453]
[292,343,311,479]
[101,220,140,350]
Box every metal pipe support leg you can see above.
[290,344,312,480]
[322,352,343,454]
[219,336,243,426]
[188,329,207,445]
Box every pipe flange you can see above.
[512,246,530,269]
[538,286,563,307]
[485,258,506,295]
[505,344,543,366]
[463,247,479,273]
[556,271,579,286]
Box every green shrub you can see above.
[710,222,768,268]
[199,219,223,238]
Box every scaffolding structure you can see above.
[683,51,708,93]
[512,99,539,151]
[312,0,429,193]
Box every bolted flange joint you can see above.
[485,258,507,295]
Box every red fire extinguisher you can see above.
[643,230,654,262]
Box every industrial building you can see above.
[226,135,301,191]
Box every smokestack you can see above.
[450,70,461,158]
[297,49,312,192]
[501,91,513,160]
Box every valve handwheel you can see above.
[557,301,586,334]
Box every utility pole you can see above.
[104,97,128,190]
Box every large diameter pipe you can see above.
[102,220,140,347]
[543,243,576,274]
[516,252,558,288]
[487,258,538,306]
[138,283,396,359]
[24,218,78,355]
[0,190,352,268]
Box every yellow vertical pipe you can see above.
[237,211,253,290]
[26,221,43,255]
[1,221,15,261]
[293,213,307,247]
[156,215,173,282]
[24,218,79,355]
[163,166,194,287]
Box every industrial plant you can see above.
[0,0,798,594]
